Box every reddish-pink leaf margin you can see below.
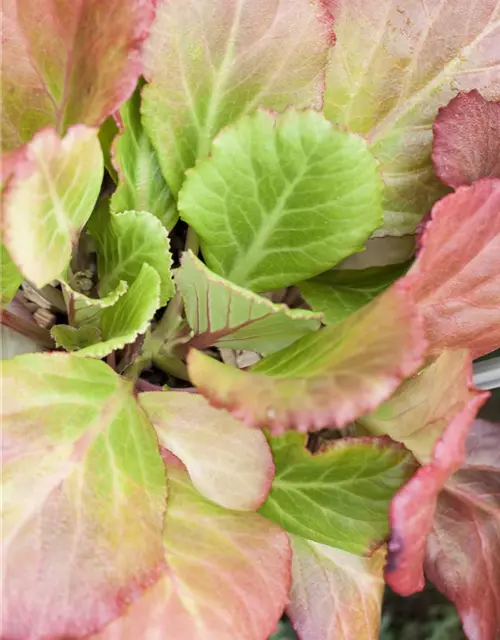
[410,178,500,358]
[433,90,500,188]
[385,364,489,596]
[1,0,156,152]
[425,419,500,640]
[188,279,427,433]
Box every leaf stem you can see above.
[0,309,55,349]
[185,226,199,255]
[152,353,190,381]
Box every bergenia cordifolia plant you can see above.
[1,0,499,638]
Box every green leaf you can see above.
[73,263,161,358]
[51,324,102,350]
[2,126,103,287]
[288,535,386,640]
[1,243,23,307]
[60,280,129,327]
[1,353,166,638]
[188,282,426,432]
[176,251,322,355]
[178,109,384,292]
[299,263,409,326]
[89,209,174,305]
[142,0,334,194]
[98,116,119,183]
[111,87,178,230]
[324,0,500,236]
[259,433,416,554]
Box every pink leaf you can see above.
[1,353,167,638]
[410,179,500,358]
[91,464,291,640]
[426,419,500,640]
[188,280,426,433]
[288,536,386,640]
[139,391,274,511]
[433,91,500,188]
[1,0,155,152]
[383,352,488,595]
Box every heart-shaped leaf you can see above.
[179,109,383,292]
[1,353,166,638]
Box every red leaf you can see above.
[410,179,500,358]
[426,420,500,640]
[433,91,500,188]
[383,352,488,596]
[1,0,155,151]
